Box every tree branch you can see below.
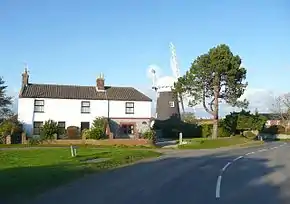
[209,98,214,112]
[202,90,214,115]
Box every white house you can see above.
[17,69,152,139]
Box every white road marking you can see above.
[258,149,267,152]
[222,162,232,172]
[215,175,222,198]
[215,144,284,199]
[233,156,243,161]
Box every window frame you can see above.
[81,101,91,114]
[169,101,175,108]
[125,102,134,114]
[57,121,66,137]
[57,121,66,129]
[121,124,135,134]
[34,100,45,113]
[81,121,90,132]
[33,121,43,135]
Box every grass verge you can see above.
[0,147,161,203]
[178,136,264,149]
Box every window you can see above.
[121,124,134,134]
[34,100,44,112]
[33,121,43,135]
[169,101,175,108]
[125,102,134,114]
[81,122,90,132]
[58,121,66,135]
[81,101,90,113]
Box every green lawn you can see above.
[0,147,161,203]
[178,136,264,149]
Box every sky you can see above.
[1,0,290,117]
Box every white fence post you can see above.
[179,132,183,145]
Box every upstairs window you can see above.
[34,100,44,113]
[125,102,134,114]
[81,101,90,113]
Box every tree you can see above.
[0,77,13,121]
[181,112,196,124]
[271,93,290,132]
[174,44,248,139]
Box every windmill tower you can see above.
[147,43,181,121]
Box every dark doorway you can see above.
[81,122,90,132]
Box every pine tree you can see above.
[0,77,13,121]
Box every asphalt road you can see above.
[31,142,290,204]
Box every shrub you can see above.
[218,126,231,137]
[40,120,59,141]
[0,119,23,142]
[201,124,212,138]
[81,129,90,140]
[142,129,155,140]
[28,136,42,145]
[244,131,257,140]
[87,128,106,140]
[86,117,107,140]
[66,126,80,139]
[262,125,285,134]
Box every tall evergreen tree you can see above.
[175,44,248,139]
[0,77,13,121]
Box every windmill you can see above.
[147,44,181,121]
[169,42,185,114]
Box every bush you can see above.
[201,124,212,138]
[142,129,155,140]
[244,131,257,140]
[28,136,42,145]
[262,125,285,134]
[218,126,231,137]
[0,119,23,144]
[81,129,90,140]
[86,117,107,140]
[87,127,106,140]
[40,120,59,141]
[66,126,80,139]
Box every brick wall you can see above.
[43,138,151,146]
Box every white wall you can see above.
[18,98,152,135]
[109,101,151,118]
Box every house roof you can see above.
[260,113,282,120]
[19,83,152,102]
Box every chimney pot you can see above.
[96,73,105,90]
[22,67,29,87]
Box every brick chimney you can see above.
[96,73,105,91]
[22,67,29,87]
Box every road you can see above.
[32,142,290,204]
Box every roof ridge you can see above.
[29,83,136,89]
[20,83,152,101]
[29,83,95,88]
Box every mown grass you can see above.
[0,147,161,203]
[178,136,264,149]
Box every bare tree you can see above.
[272,93,290,131]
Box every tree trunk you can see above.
[212,86,219,139]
